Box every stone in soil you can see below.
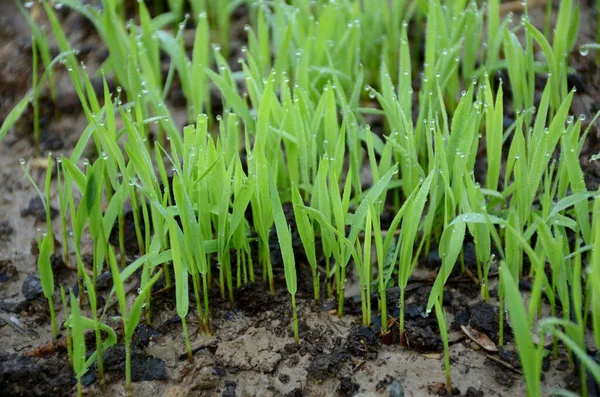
[387,379,405,397]
[22,274,43,301]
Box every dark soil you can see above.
[468,301,500,344]
[94,344,167,382]
[0,353,75,397]
[20,196,58,223]
[404,303,443,353]
[345,325,380,359]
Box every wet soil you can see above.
[1,0,599,396]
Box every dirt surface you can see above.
[1,1,599,396]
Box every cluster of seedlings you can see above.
[2,0,600,395]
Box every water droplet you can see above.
[579,45,589,57]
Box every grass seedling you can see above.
[37,230,57,338]
[269,171,299,343]
[591,196,600,356]
[70,291,85,397]
[31,34,40,156]
[67,286,118,397]
[171,170,209,333]
[397,171,434,343]
[55,157,71,264]
[499,265,543,396]
[108,247,162,396]
[434,299,452,396]
[292,185,319,302]
[20,154,57,338]
[59,286,73,367]
[362,208,373,326]
[167,215,194,362]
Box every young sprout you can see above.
[66,286,117,397]
[397,171,434,343]
[21,154,57,338]
[38,231,58,338]
[499,265,543,397]
[59,286,73,367]
[166,215,194,361]
[108,248,162,396]
[269,171,299,343]
[32,34,40,156]
[434,299,452,396]
[292,185,320,302]
[70,290,85,397]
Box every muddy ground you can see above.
[1,0,600,396]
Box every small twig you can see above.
[151,285,173,297]
[486,354,523,375]
[463,268,481,286]
[0,313,39,340]
[178,340,218,360]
